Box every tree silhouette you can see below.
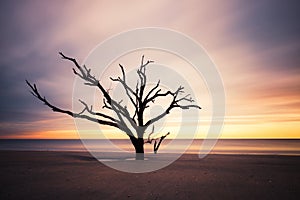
[26,52,201,160]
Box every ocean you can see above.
[0,139,299,156]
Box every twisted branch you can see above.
[26,80,121,129]
[27,53,201,147]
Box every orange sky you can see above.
[0,0,299,139]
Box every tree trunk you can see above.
[130,136,144,160]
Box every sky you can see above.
[0,0,299,139]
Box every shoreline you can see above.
[1,149,300,157]
[0,151,299,199]
[1,139,300,156]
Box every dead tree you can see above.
[26,52,201,160]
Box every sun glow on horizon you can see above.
[0,1,299,139]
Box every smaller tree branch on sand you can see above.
[144,126,170,154]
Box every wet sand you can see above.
[0,151,299,200]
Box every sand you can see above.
[0,151,299,200]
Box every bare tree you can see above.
[26,52,201,160]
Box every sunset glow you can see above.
[0,0,299,139]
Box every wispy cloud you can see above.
[0,0,299,138]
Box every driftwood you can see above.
[26,53,201,159]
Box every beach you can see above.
[0,151,299,200]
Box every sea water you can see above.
[0,139,299,156]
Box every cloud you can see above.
[0,0,299,138]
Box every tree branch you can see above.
[28,53,201,144]
[26,80,122,130]
[145,86,201,127]
[143,126,170,153]
[110,64,138,121]
[144,125,155,144]
[154,132,170,153]
[78,99,119,123]
[59,52,139,133]
[144,80,160,102]
[137,55,153,100]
